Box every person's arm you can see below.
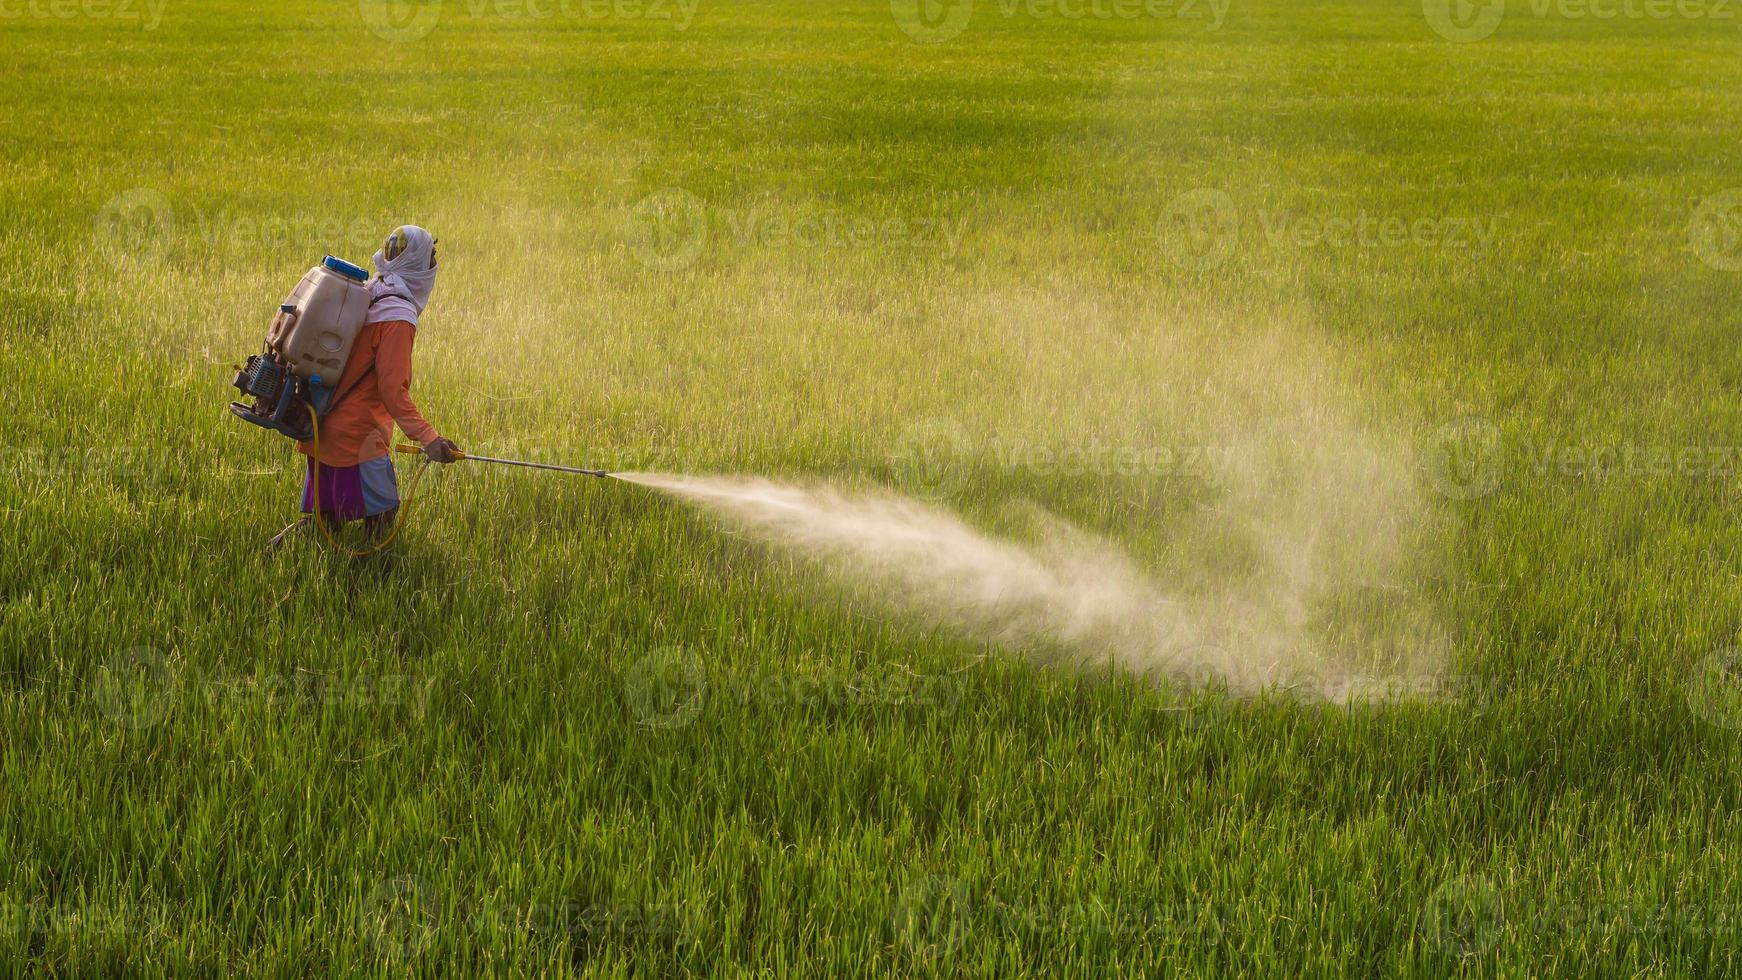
[373,321,443,449]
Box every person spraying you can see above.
[234,227,607,551]
[265,225,462,549]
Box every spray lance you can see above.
[394,443,610,478]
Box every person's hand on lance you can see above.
[424,437,463,463]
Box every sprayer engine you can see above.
[230,337,322,441]
[229,255,372,443]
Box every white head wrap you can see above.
[369,225,438,325]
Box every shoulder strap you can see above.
[327,363,376,412]
[322,324,382,413]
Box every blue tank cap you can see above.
[322,255,370,283]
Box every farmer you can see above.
[270,225,462,548]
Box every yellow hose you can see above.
[304,402,431,556]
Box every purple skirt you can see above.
[301,456,399,521]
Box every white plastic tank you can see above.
[267,256,373,382]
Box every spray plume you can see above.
[612,464,1449,701]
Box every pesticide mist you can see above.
[609,307,1454,702]
[614,456,1451,702]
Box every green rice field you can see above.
[4,0,1742,974]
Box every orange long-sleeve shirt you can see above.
[298,319,439,466]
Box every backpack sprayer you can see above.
[232,254,613,553]
[230,255,375,441]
